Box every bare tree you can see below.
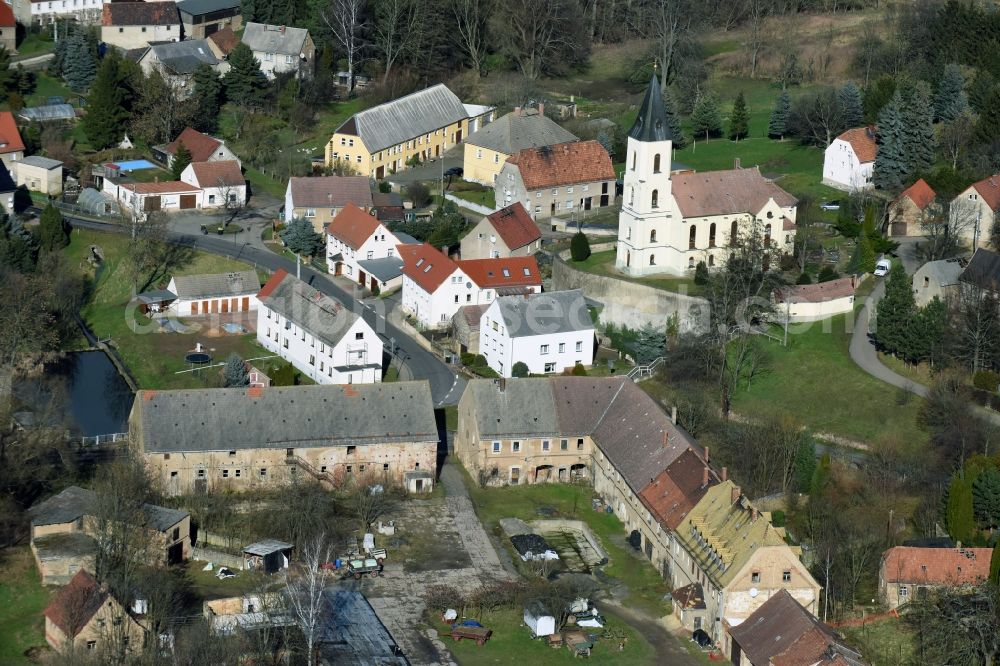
[939,109,977,171]
[952,284,1000,375]
[745,0,771,78]
[319,0,366,94]
[345,482,400,533]
[918,199,978,261]
[493,0,587,80]
[373,0,424,83]
[285,535,335,666]
[452,0,493,75]
[216,176,246,223]
[647,0,698,87]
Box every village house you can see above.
[128,381,439,495]
[912,259,962,307]
[12,0,102,27]
[460,202,542,260]
[326,202,404,289]
[206,26,239,59]
[154,127,240,169]
[372,190,406,223]
[889,178,937,237]
[203,592,293,636]
[0,3,15,53]
[137,39,227,96]
[615,76,796,277]
[950,173,1000,249]
[101,1,181,50]
[12,155,63,195]
[166,269,260,316]
[109,179,202,215]
[451,304,489,355]
[496,140,616,221]
[179,160,246,209]
[284,175,373,231]
[959,247,1000,297]
[398,243,541,329]
[257,269,383,385]
[29,486,191,585]
[176,0,242,39]
[241,22,315,79]
[879,545,992,609]
[773,277,856,323]
[822,126,877,192]
[44,570,147,656]
[325,84,494,179]
[727,590,866,666]
[479,290,594,377]
[462,106,578,186]
[0,110,25,169]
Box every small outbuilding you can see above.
[243,539,293,574]
[12,155,63,195]
[167,269,261,316]
[773,277,857,323]
[523,601,557,638]
[403,469,434,494]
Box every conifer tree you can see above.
[973,86,1000,147]
[946,474,975,545]
[728,91,749,141]
[662,88,687,149]
[973,466,1000,529]
[901,81,936,175]
[570,231,591,262]
[171,142,192,180]
[768,88,791,139]
[223,43,267,108]
[62,30,96,92]
[191,64,223,133]
[875,263,916,357]
[909,296,948,365]
[935,64,968,122]
[81,52,128,149]
[280,217,324,279]
[36,204,69,251]
[224,353,249,387]
[991,543,1000,584]
[838,82,864,129]
[873,93,907,190]
[690,90,722,141]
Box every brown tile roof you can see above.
[970,173,1000,212]
[188,160,243,188]
[880,546,992,586]
[772,627,867,666]
[0,2,15,27]
[257,269,287,300]
[776,277,855,304]
[0,111,25,155]
[44,570,107,638]
[836,126,878,163]
[639,448,716,530]
[456,303,490,329]
[457,256,541,289]
[288,175,373,210]
[728,590,824,666]
[326,202,382,251]
[207,27,239,56]
[506,140,615,191]
[103,1,180,26]
[671,583,705,610]
[164,127,222,163]
[485,202,541,251]
[671,166,797,218]
[121,181,200,195]
[398,243,458,293]
[896,178,936,210]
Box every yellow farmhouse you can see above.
[326,83,493,179]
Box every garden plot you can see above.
[532,520,608,574]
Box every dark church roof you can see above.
[628,75,672,143]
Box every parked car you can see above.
[819,200,841,211]
[444,166,463,177]
[874,257,892,277]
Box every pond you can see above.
[13,351,135,437]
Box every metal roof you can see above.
[243,539,293,556]
[18,155,62,169]
[17,104,76,122]
[176,0,240,16]
[170,270,259,300]
[629,75,672,142]
[491,289,593,338]
[241,22,310,57]
[465,109,577,154]
[357,256,404,282]
[337,84,470,153]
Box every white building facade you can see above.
[822,128,876,192]
[326,203,401,281]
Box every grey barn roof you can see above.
[242,22,310,57]
[492,289,593,338]
[171,270,259,300]
[960,248,1000,293]
[337,84,469,154]
[145,39,219,74]
[18,156,62,170]
[465,109,578,154]
[176,0,241,16]
[29,486,189,532]
[357,256,404,283]
[244,539,293,556]
[916,259,962,287]
[132,382,439,453]
[258,271,361,350]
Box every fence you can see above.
[626,356,667,381]
[78,432,128,447]
[191,546,244,571]
[444,193,495,216]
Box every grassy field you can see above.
[444,606,655,666]
[570,249,703,296]
[15,33,55,58]
[0,548,52,665]
[26,73,76,108]
[451,188,495,208]
[840,617,916,666]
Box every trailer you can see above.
[524,602,557,638]
[346,558,381,580]
[449,625,492,646]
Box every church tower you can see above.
[615,75,675,276]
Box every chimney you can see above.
[670,405,678,424]
[538,103,545,116]
[751,507,759,521]
[721,467,728,482]
[441,246,449,256]
[703,446,709,464]
[514,106,521,116]
[281,25,286,34]
[702,466,709,487]
[661,431,669,448]
[734,157,741,170]
[731,485,741,504]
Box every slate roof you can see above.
[895,178,936,210]
[465,108,577,154]
[490,290,592,338]
[44,570,107,638]
[960,248,1000,293]
[242,22,311,57]
[171,270,259,300]
[335,84,469,153]
[629,75,672,142]
[257,270,362,349]
[671,167,797,218]
[18,155,62,170]
[176,0,241,16]
[458,256,541,289]
[132,382,438,453]
[485,202,541,250]
[729,591,833,666]
[969,173,1000,212]
[465,379,560,439]
[0,111,25,154]
[357,257,404,283]
[880,546,992,585]
[164,127,223,162]
[103,1,180,26]
[145,39,220,75]
[327,202,382,250]
[188,160,244,188]
[836,126,878,163]
[914,259,962,288]
[29,486,189,532]
[506,140,615,191]
[288,175,373,210]
[776,277,855,304]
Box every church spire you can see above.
[628,74,672,143]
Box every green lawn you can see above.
[839,617,915,666]
[444,606,655,666]
[26,73,76,107]
[461,470,671,617]
[15,33,55,58]
[730,314,926,444]
[451,187,495,208]
[245,165,288,199]
[0,548,52,664]
[570,249,703,296]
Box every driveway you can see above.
[386,146,464,186]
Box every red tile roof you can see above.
[506,140,615,191]
[103,1,179,26]
[188,160,243,188]
[0,111,25,155]
[970,174,1000,212]
[257,269,288,300]
[485,202,541,251]
[896,178,936,210]
[164,127,222,163]
[639,448,715,530]
[836,126,878,163]
[880,546,992,585]
[207,27,239,56]
[0,2,15,27]
[44,570,107,638]
[326,202,382,251]
[458,256,541,289]
[398,243,458,293]
[120,181,200,195]
[776,277,856,304]
[671,166,797,218]
[771,627,862,666]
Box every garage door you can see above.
[143,196,161,212]
[179,194,197,209]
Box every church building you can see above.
[615,77,798,277]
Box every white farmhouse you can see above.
[822,126,877,192]
[950,173,1000,250]
[773,277,856,324]
[180,160,246,209]
[167,270,260,316]
[257,270,382,385]
[398,244,541,329]
[480,290,594,377]
[326,202,402,290]
[101,2,181,50]
[15,0,104,27]
[241,22,315,80]
[615,76,797,277]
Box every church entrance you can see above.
[625,251,630,267]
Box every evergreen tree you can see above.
[935,64,968,122]
[909,296,949,365]
[973,466,1000,529]
[62,30,96,92]
[662,88,687,149]
[838,82,864,129]
[630,323,665,365]
[280,217,324,279]
[36,204,69,251]
[847,233,876,275]
[863,74,896,122]
[694,260,709,285]
[817,265,839,282]
[0,215,38,271]
[223,353,249,387]
[191,64,223,133]
[690,90,722,140]
[873,93,907,190]
[511,362,529,378]
[875,263,916,356]
[768,89,791,140]
[81,52,129,149]
[973,86,1000,147]
[991,544,1000,585]
[171,142,193,181]
[796,272,812,284]
[946,474,975,545]
[570,231,591,261]
[223,43,268,108]
[967,70,996,114]
[900,81,936,175]
[728,91,749,141]
[793,437,816,493]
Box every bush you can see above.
[571,363,587,376]
[694,261,709,285]
[779,253,797,271]
[269,363,296,386]
[771,510,786,528]
[796,272,812,285]
[378,181,391,193]
[973,370,1000,393]
[570,231,591,262]
[512,361,529,377]
[406,182,431,208]
[818,265,840,282]
[460,352,477,366]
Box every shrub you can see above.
[796,272,812,285]
[406,182,431,208]
[378,181,391,193]
[779,253,797,271]
[269,363,295,386]
[818,265,840,282]
[460,352,477,367]
[973,370,1000,392]
[571,363,587,376]
[694,261,709,285]
[570,231,591,262]
[512,361,529,377]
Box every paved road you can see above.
[63,212,465,405]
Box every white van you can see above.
[874,257,891,277]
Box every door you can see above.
[584,197,592,211]
[211,300,218,314]
[241,297,249,311]
[600,195,609,206]
[230,298,238,312]
[144,196,161,212]
[358,270,366,286]
[376,165,385,179]
[335,262,343,276]
[180,194,197,209]
[456,128,463,142]
[202,301,209,314]
[221,299,229,313]
[167,542,184,565]
[415,479,423,492]
[191,302,199,315]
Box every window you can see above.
[899,585,908,597]
[577,438,584,450]
[222,469,230,478]
[493,154,499,164]
[560,439,568,451]
[355,332,364,340]
[544,362,556,372]
[141,26,147,32]
[689,225,697,249]
[87,641,97,650]
[512,441,521,452]
[305,208,316,218]
[259,468,267,477]
[629,188,634,206]
[542,440,550,451]
[751,571,761,583]
[208,194,216,204]
[782,570,792,582]
[653,153,661,173]
[265,52,274,62]
[631,151,636,170]
[235,469,241,477]
[576,341,583,352]
[540,344,549,355]
[650,229,656,242]
[651,189,658,208]
[730,220,738,245]
[649,255,656,266]
[164,453,170,460]
[383,463,389,471]
[567,186,574,194]
[476,149,482,159]
[286,55,294,64]
[367,251,374,259]
[765,223,772,245]
[708,255,715,267]
[196,469,205,478]
[558,343,565,353]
